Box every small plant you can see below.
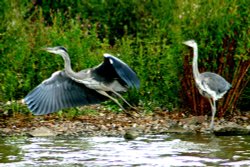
[0,101,30,116]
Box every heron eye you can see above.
[58,47,67,52]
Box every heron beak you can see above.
[43,47,56,54]
[182,41,188,45]
[182,40,196,47]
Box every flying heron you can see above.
[183,40,231,130]
[24,46,140,115]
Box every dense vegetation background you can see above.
[0,0,249,117]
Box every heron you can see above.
[183,40,231,130]
[24,46,140,115]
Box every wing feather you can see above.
[201,72,231,94]
[24,71,107,115]
[93,54,140,89]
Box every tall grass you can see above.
[0,0,249,116]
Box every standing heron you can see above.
[24,46,140,115]
[183,40,231,130]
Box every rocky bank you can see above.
[0,106,249,138]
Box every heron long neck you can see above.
[192,45,200,81]
[61,53,81,80]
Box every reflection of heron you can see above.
[183,40,231,130]
[24,46,140,115]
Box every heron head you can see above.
[44,46,68,55]
[182,40,197,48]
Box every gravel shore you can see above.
[0,105,249,137]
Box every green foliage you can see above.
[0,0,249,116]
[59,108,98,119]
[173,0,250,115]
[0,101,30,116]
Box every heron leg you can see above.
[96,90,135,117]
[209,98,216,131]
[96,90,125,110]
[208,98,213,109]
[110,90,133,108]
[110,90,140,114]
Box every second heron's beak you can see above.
[182,41,190,46]
[182,40,195,47]
[42,47,57,54]
[182,41,187,45]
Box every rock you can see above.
[27,126,57,137]
[162,126,195,134]
[188,124,200,131]
[213,124,250,136]
[180,116,206,125]
[124,128,139,140]
[99,125,108,131]
[0,128,12,134]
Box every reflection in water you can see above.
[0,134,249,166]
[0,137,23,163]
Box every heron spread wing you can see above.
[93,54,140,89]
[201,72,231,94]
[24,71,107,115]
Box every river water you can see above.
[0,134,249,166]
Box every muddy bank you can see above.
[0,106,249,137]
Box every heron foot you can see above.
[209,125,214,132]
[120,108,138,119]
[129,106,141,116]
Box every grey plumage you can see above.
[24,46,140,115]
[183,40,231,130]
[200,72,231,99]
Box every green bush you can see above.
[0,0,249,116]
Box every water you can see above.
[0,134,249,166]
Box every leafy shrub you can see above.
[0,0,249,116]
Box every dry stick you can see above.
[238,63,250,95]
[191,79,197,115]
[182,54,196,115]
[217,52,225,75]
[187,77,194,114]
[228,61,250,114]
[218,60,240,117]
[221,60,243,116]
[181,59,187,108]
[188,50,198,115]
[233,61,250,95]
[185,78,193,113]
[220,59,250,116]
[235,74,250,110]
[217,36,228,75]
[199,65,207,115]
[218,39,239,115]
[217,58,225,112]
[200,95,204,115]
[181,79,186,100]
[190,55,198,115]
[218,38,236,113]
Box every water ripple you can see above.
[0,134,249,166]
